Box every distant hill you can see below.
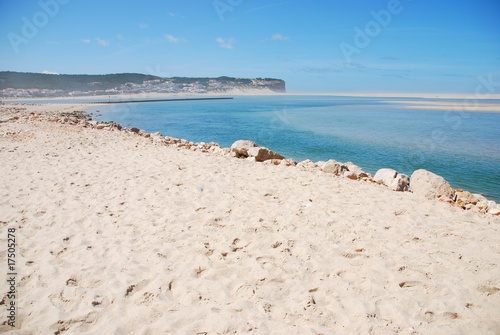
[0,71,286,98]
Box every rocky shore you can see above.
[4,104,496,216]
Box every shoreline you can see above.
[1,103,499,334]
[2,102,499,212]
[4,93,500,114]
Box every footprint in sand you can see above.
[256,256,274,270]
[234,285,256,300]
[477,285,500,296]
[399,281,421,288]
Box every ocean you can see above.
[88,95,500,202]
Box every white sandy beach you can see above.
[1,104,499,334]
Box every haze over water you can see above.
[92,95,500,202]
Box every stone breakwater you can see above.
[3,105,499,216]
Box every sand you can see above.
[385,100,500,113]
[0,104,499,334]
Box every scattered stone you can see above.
[280,158,297,167]
[296,159,319,170]
[410,169,455,200]
[247,146,285,162]
[345,162,368,178]
[374,168,409,192]
[230,140,258,158]
[344,171,358,180]
[262,159,283,165]
[322,159,348,176]
[315,161,327,170]
[489,205,500,216]
[438,195,455,205]
[455,190,479,209]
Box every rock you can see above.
[473,194,488,203]
[247,147,285,162]
[230,140,258,158]
[374,168,396,183]
[438,195,455,205]
[322,159,348,176]
[465,204,480,212]
[296,159,319,170]
[345,162,362,174]
[95,123,106,130]
[346,162,370,179]
[262,159,282,165]
[410,169,455,200]
[246,156,256,162]
[489,205,500,216]
[280,158,297,167]
[344,171,358,180]
[455,190,479,209]
[150,132,164,144]
[130,127,140,134]
[374,168,410,192]
[315,161,327,170]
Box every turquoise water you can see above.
[90,96,500,202]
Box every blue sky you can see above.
[1,0,499,93]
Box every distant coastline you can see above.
[3,91,500,113]
[0,71,286,98]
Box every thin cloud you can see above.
[138,23,148,29]
[167,12,184,18]
[165,34,181,43]
[97,38,109,47]
[270,33,290,41]
[81,38,91,44]
[216,37,235,49]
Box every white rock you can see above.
[489,204,500,216]
[296,159,318,170]
[315,161,327,170]
[247,147,285,162]
[374,168,397,184]
[345,162,363,175]
[374,168,409,192]
[346,162,370,179]
[230,140,258,158]
[280,158,297,167]
[410,169,455,200]
[262,159,282,165]
[322,159,347,176]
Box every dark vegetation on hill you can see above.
[0,72,286,98]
